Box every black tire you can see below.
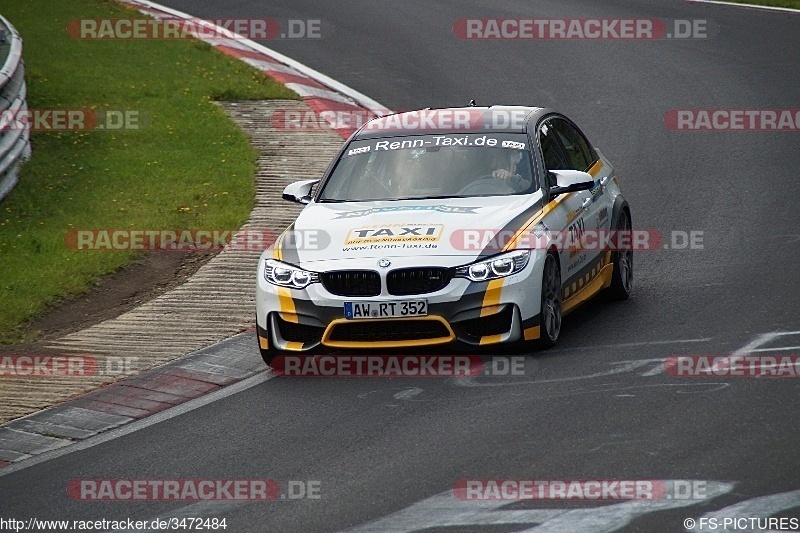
[537,253,563,348]
[606,211,633,300]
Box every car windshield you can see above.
[318,133,535,201]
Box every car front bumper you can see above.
[255,250,548,351]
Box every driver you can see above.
[491,149,531,192]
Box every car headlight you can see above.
[264,259,319,289]
[454,251,530,282]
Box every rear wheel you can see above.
[537,253,562,348]
[606,211,633,300]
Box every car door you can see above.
[537,118,596,283]
[554,118,613,275]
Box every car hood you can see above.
[274,194,544,267]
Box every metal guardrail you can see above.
[0,13,30,202]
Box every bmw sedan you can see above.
[256,105,632,364]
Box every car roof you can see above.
[353,105,554,139]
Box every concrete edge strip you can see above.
[0,331,267,463]
[0,368,273,477]
[684,0,800,14]
[0,1,392,468]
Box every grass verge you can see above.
[0,0,298,343]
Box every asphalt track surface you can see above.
[2,1,799,531]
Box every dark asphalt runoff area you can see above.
[2,1,798,531]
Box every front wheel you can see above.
[606,211,633,300]
[537,253,562,348]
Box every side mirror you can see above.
[282,179,319,204]
[548,170,595,197]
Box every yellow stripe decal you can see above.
[479,334,503,346]
[563,264,613,315]
[272,230,284,260]
[480,305,502,317]
[480,278,505,316]
[272,223,297,261]
[503,196,568,252]
[284,341,304,351]
[258,333,270,350]
[277,288,298,322]
[587,160,603,178]
[523,326,541,341]
[272,225,298,322]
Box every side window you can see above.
[539,122,569,188]
[551,118,593,171]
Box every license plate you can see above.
[344,300,428,320]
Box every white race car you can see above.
[256,106,632,364]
